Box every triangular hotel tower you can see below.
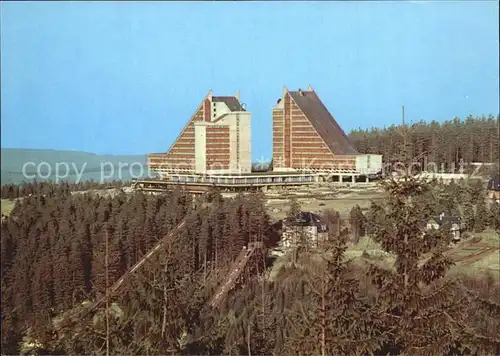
[148,90,251,176]
[272,85,381,174]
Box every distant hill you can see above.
[1,148,150,185]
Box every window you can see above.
[236,114,240,165]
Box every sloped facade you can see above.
[272,86,382,174]
[148,90,251,176]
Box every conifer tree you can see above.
[349,205,366,243]
[367,135,468,355]
[323,209,342,239]
[463,201,475,232]
[285,197,301,224]
[474,193,488,232]
[489,202,500,230]
[279,230,385,355]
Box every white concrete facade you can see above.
[212,101,231,119]
[194,123,207,173]
[281,225,318,249]
[194,101,252,175]
[426,221,461,241]
[356,154,383,175]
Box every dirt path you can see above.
[454,247,500,265]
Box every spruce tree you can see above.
[349,205,366,243]
[474,193,488,232]
[368,174,467,354]
[285,197,301,224]
[463,201,475,232]
[278,231,385,355]
[490,202,500,230]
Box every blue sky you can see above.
[1,1,499,159]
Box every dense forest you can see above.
[0,180,128,200]
[348,115,499,171]
[1,186,273,354]
[1,116,499,354]
[1,174,499,355]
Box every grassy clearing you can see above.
[347,231,498,276]
[1,199,16,217]
[449,229,499,276]
[467,252,500,273]
[470,229,500,247]
[348,235,382,252]
[266,188,385,221]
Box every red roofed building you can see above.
[272,86,382,175]
[148,90,251,176]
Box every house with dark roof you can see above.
[281,211,329,249]
[487,173,500,201]
[271,85,382,176]
[147,90,251,176]
[426,212,461,241]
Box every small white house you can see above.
[281,211,328,249]
[426,212,461,241]
[487,174,500,202]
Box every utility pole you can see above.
[402,105,407,149]
[402,105,405,127]
[401,105,408,149]
[393,105,412,178]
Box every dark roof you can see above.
[431,215,461,226]
[487,173,500,191]
[212,96,244,112]
[288,89,359,155]
[291,211,328,232]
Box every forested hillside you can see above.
[0,180,128,200]
[348,115,499,168]
[1,187,272,354]
[1,115,499,355]
[0,149,148,185]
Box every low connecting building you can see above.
[147,85,384,186]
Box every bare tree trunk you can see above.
[105,228,110,356]
[261,242,266,340]
[162,261,168,339]
[490,138,493,163]
[321,270,326,356]
[215,235,218,272]
[404,196,411,290]
[203,251,207,283]
[247,323,252,356]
